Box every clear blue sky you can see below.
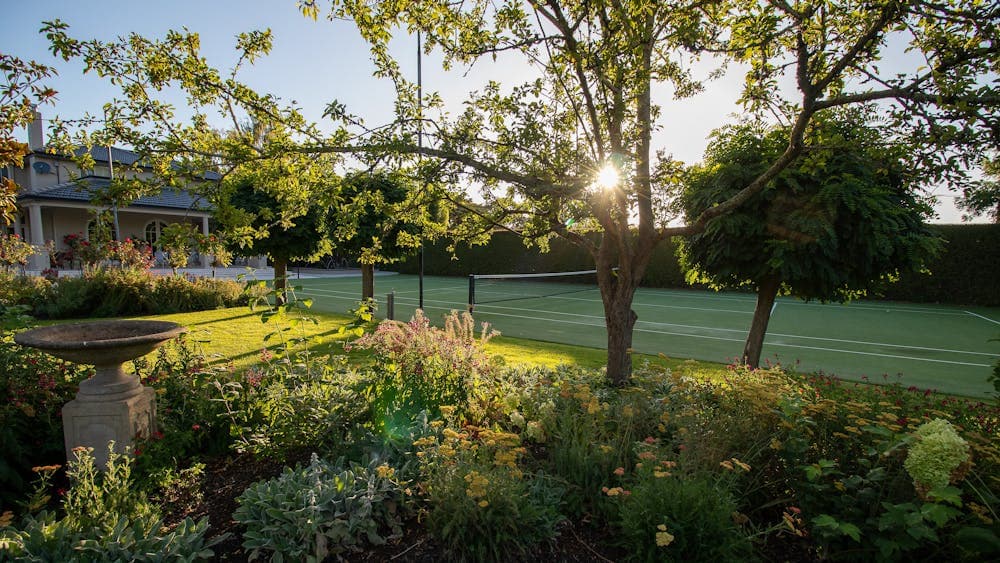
[5,0,977,222]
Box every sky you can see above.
[5,0,982,223]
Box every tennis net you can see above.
[468,269,602,310]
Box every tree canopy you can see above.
[330,170,422,300]
[39,0,1000,383]
[678,109,942,367]
[0,53,57,225]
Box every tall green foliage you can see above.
[329,171,422,300]
[678,110,942,367]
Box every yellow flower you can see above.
[834,480,846,492]
[622,405,635,418]
[478,500,489,508]
[732,458,751,472]
[720,460,735,471]
[442,428,461,440]
[770,438,782,450]
[375,464,395,479]
[599,444,614,454]
[439,405,457,417]
[0,511,13,528]
[655,525,674,547]
[429,420,444,428]
[653,470,671,478]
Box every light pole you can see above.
[417,30,425,310]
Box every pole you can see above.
[417,29,425,310]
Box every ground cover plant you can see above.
[1,295,997,561]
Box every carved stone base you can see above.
[62,386,156,468]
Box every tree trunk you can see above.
[742,275,781,368]
[361,263,375,301]
[605,296,638,386]
[273,258,287,306]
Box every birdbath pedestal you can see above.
[15,320,186,467]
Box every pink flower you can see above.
[191,424,202,431]
[613,467,625,476]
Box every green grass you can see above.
[133,306,729,378]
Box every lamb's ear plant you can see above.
[234,454,406,562]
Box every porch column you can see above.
[26,204,50,271]
[200,216,211,267]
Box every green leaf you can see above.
[954,527,1000,554]
[926,486,963,507]
[920,503,961,527]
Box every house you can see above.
[4,110,261,270]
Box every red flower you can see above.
[192,424,202,431]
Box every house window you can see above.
[144,221,168,246]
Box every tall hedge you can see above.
[395,231,686,288]
[397,224,998,306]
[880,224,1000,306]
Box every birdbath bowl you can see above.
[14,320,186,467]
[15,320,186,399]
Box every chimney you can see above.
[28,106,44,151]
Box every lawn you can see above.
[139,305,719,375]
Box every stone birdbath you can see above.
[15,320,186,467]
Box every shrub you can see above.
[213,297,370,460]
[904,419,971,495]
[608,468,753,562]
[775,381,1000,560]
[234,454,405,561]
[349,310,503,430]
[414,412,565,561]
[507,364,672,517]
[13,270,246,319]
[0,446,220,561]
[0,306,89,507]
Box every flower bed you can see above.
[1,305,997,561]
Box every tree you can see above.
[678,111,942,368]
[957,155,1000,223]
[220,174,334,304]
[329,171,422,300]
[0,53,57,225]
[43,1,999,384]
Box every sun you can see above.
[595,163,619,189]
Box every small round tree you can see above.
[329,171,422,301]
[679,109,942,368]
[221,176,332,304]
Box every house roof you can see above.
[34,146,222,181]
[18,177,212,213]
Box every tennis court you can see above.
[296,273,1000,398]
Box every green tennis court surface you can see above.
[297,274,1000,398]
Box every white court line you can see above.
[539,291,971,317]
[386,293,999,359]
[966,311,1000,326]
[393,285,468,295]
[387,297,993,368]
[771,302,777,315]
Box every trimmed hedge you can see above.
[396,231,687,288]
[0,269,248,319]
[398,224,999,306]
[881,223,1000,306]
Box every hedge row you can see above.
[883,224,1000,306]
[397,224,999,306]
